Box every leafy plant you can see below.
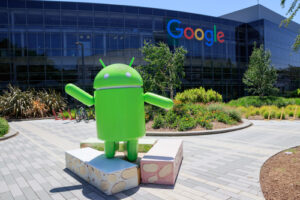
[152,114,165,129]
[0,84,67,119]
[137,42,187,98]
[0,118,9,137]
[178,116,197,131]
[175,87,222,103]
[243,43,279,97]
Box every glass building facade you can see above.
[0,0,299,100]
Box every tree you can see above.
[281,0,300,51]
[243,43,279,97]
[136,42,187,99]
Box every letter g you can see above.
[167,19,183,39]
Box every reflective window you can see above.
[8,0,25,8]
[78,13,93,27]
[27,11,43,25]
[45,11,60,25]
[94,4,108,12]
[0,32,8,49]
[26,1,43,9]
[139,17,152,29]
[61,12,77,26]
[125,15,138,28]
[61,2,77,10]
[14,13,26,24]
[93,34,104,49]
[0,12,7,24]
[94,12,108,27]
[0,0,7,8]
[110,16,124,28]
[44,1,60,9]
[78,3,93,11]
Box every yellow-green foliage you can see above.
[175,87,222,104]
[237,105,300,120]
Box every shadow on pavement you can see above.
[50,168,140,199]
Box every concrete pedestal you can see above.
[66,148,139,195]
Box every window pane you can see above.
[0,32,8,49]
[8,0,25,8]
[26,0,43,9]
[0,12,8,24]
[78,3,92,11]
[61,2,77,10]
[94,34,103,49]
[94,12,108,27]
[45,11,60,25]
[14,13,26,24]
[28,12,43,25]
[44,1,60,10]
[51,33,62,48]
[66,33,77,48]
[110,16,123,28]
[78,13,93,27]
[62,12,77,26]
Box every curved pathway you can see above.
[0,120,299,200]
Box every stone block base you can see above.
[66,147,139,195]
[140,139,183,185]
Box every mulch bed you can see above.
[146,120,241,132]
[260,146,300,200]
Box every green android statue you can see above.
[65,58,173,161]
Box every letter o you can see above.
[184,27,194,40]
[195,28,204,41]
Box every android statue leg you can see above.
[115,142,119,151]
[104,141,115,158]
[126,139,138,162]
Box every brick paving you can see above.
[0,119,299,200]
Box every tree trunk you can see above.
[170,85,174,99]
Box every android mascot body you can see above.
[65,58,173,161]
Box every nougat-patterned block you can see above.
[80,138,157,153]
[66,147,138,195]
[140,139,183,185]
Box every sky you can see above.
[63,0,300,23]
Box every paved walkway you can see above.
[0,120,300,200]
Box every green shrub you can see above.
[63,111,70,119]
[297,111,300,118]
[226,109,242,122]
[152,114,165,129]
[263,112,269,119]
[0,118,9,137]
[178,116,197,131]
[282,113,286,119]
[70,109,76,119]
[270,111,276,119]
[197,117,213,130]
[175,87,222,104]
[276,112,281,119]
[288,111,294,117]
[228,96,299,107]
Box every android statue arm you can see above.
[144,92,173,109]
[65,84,94,106]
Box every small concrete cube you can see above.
[66,147,139,195]
[80,138,157,153]
[140,139,183,185]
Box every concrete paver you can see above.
[0,119,299,199]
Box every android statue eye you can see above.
[126,72,131,77]
[104,73,109,79]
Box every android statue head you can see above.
[93,58,143,90]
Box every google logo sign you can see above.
[167,19,225,47]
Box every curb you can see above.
[7,117,55,122]
[146,119,253,136]
[0,128,19,141]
